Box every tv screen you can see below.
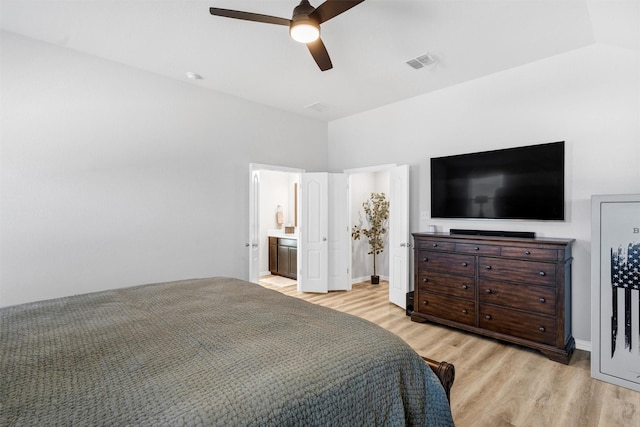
[430,141,565,221]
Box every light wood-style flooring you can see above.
[259,278,640,427]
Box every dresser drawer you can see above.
[501,246,557,261]
[479,305,556,345]
[479,280,556,316]
[417,251,475,276]
[455,243,501,256]
[418,271,475,299]
[479,257,556,287]
[414,239,455,251]
[417,292,475,326]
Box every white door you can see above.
[328,174,349,291]
[299,173,328,293]
[248,169,260,283]
[388,165,410,308]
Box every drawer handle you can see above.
[539,327,546,332]
[462,284,468,290]
[423,300,428,305]
[474,246,480,251]
[432,243,438,247]
[485,315,492,320]
[485,265,492,270]
[525,250,531,255]
[485,289,492,294]
[423,278,428,283]
[462,262,468,267]
[539,271,546,276]
[462,309,468,315]
[423,257,429,262]
[539,297,546,303]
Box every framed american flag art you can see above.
[591,194,640,391]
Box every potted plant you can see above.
[351,192,390,284]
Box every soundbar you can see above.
[449,229,535,239]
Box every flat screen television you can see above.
[430,141,565,221]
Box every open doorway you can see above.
[249,163,303,286]
[250,163,409,308]
[347,164,410,309]
[349,170,391,284]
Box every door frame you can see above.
[248,163,304,284]
[344,164,409,305]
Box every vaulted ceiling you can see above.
[2,1,638,121]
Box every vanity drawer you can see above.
[479,257,556,287]
[417,251,475,276]
[479,280,556,316]
[417,292,475,326]
[417,271,475,299]
[278,238,297,248]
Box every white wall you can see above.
[0,32,327,306]
[328,44,640,344]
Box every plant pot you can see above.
[371,275,380,285]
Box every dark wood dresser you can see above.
[412,232,575,364]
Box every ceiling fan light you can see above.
[290,21,319,43]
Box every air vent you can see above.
[405,53,437,69]
[304,102,331,112]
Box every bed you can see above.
[1,277,454,426]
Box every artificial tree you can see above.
[351,192,390,284]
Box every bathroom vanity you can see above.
[268,234,297,280]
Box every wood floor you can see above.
[259,279,640,427]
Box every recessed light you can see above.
[185,72,203,80]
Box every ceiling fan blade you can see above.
[307,38,333,71]
[309,0,365,24]
[209,8,291,26]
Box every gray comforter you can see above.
[1,277,454,426]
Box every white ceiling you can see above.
[1,0,638,122]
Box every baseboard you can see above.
[575,338,591,352]
[351,275,389,284]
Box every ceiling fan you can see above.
[209,0,365,71]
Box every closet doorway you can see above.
[347,164,410,309]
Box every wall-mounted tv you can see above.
[430,141,565,221]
